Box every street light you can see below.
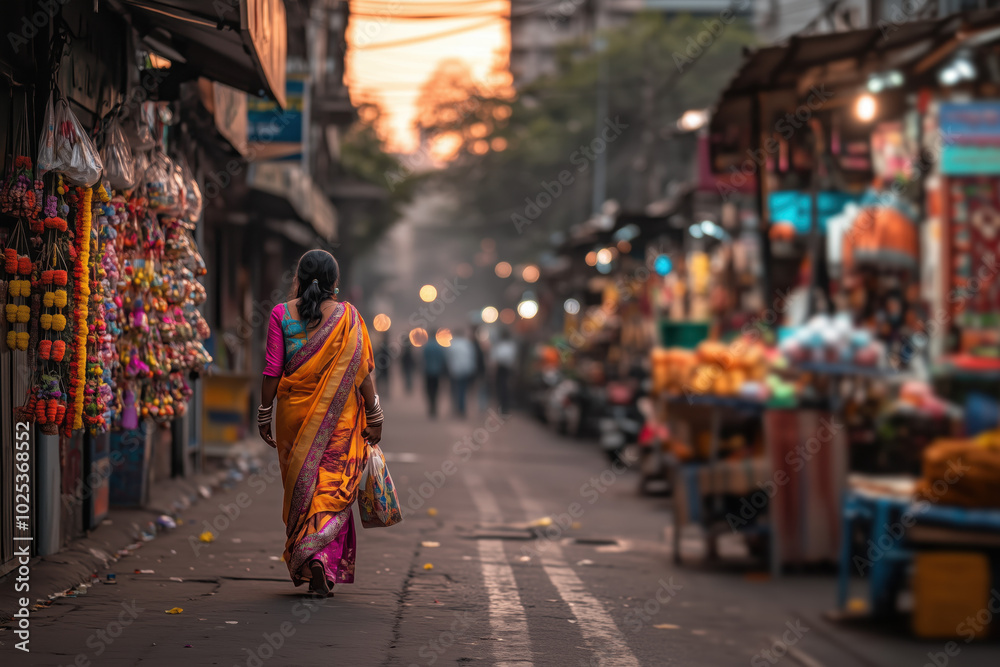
[409,327,428,347]
[495,261,512,278]
[517,300,539,319]
[481,306,499,323]
[419,285,438,302]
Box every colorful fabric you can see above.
[263,303,310,377]
[274,301,374,586]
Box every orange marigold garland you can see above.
[67,186,92,432]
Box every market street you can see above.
[3,385,999,667]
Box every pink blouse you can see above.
[263,303,285,377]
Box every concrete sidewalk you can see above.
[0,439,270,620]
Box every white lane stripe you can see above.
[465,472,504,524]
[509,477,641,667]
[463,474,534,666]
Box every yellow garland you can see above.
[72,187,93,430]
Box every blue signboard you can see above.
[940,102,1000,175]
[248,78,304,144]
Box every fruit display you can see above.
[652,338,770,397]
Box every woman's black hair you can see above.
[293,249,339,326]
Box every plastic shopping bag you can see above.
[358,444,403,528]
[100,115,136,190]
[39,96,103,186]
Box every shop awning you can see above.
[248,161,337,242]
[711,9,1000,131]
[119,0,287,107]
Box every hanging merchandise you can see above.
[100,114,137,190]
[145,151,183,214]
[37,95,104,186]
[178,155,202,225]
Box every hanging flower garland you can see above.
[67,186,92,433]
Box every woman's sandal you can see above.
[308,560,333,597]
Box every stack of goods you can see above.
[651,339,769,399]
[778,313,885,368]
[916,433,1000,508]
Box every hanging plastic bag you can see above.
[357,444,403,529]
[37,94,57,177]
[45,97,103,186]
[178,156,202,225]
[145,151,182,213]
[100,115,136,190]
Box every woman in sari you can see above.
[257,249,383,597]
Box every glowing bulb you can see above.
[517,300,539,319]
[855,94,877,122]
[409,328,428,347]
[419,285,438,302]
[495,261,512,278]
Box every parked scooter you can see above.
[597,380,645,463]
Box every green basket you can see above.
[659,321,710,349]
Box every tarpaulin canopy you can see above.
[120,0,287,108]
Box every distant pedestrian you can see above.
[491,329,517,415]
[472,326,489,412]
[446,328,477,418]
[400,339,416,394]
[257,249,390,598]
[422,333,446,418]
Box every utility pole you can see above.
[591,0,608,219]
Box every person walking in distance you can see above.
[400,339,416,394]
[491,329,517,415]
[422,332,446,418]
[446,328,477,418]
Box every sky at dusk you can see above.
[345,0,511,153]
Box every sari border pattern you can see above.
[288,507,351,583]
[284,302,347,376]
[285,323,365,535]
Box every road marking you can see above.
[464,474,534,666]
[509,477,641,667]
[464,472,504,524]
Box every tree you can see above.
[416,11,756,262]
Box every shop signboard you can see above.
[244,0,288,109]
[940,102,1000,175]
[247,77,304,160]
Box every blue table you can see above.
[838,486,1000,616]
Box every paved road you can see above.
[4,385,1000,666]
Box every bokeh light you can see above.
[373,314,391,332]
[617,240,632,253]
[585,251,598,266]
[456,262,474,278]
[419,285,438,302]
[435,328,453,347]
[499,308,516,324]
[522,265,540,283]
[596,248,613,265]
[490,137,508,151]
[564,298,580,315]
[495,261,512,278]
[481,306,499,323]
[409,328,428,347]
[517,300,539,319]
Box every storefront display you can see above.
[1,91,212,438]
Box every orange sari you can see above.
[274,302,374,586]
